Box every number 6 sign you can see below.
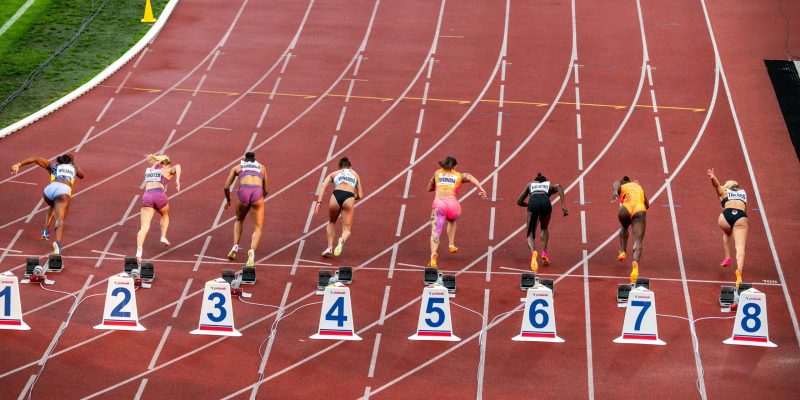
[409,284,459,341]
[724,287,777,347]
[94,273,145,331]
[512,285,564,342]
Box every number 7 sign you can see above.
[613,286,666,345]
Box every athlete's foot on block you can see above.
[41,229,50,240]
[160,237,171,247]
[720,258,731,268]
[630,261,639,284]
[617,251,627,262]
[541,251,550,266]
[321,247,333,257]
[428,253,438,269]
[52,241,61,255]
[136,247,143,265]
[735,269,742,289]
[334,239,344,257]
[448,245,459,254]
[227,245,239,261]
[246,249,255,267]
[530,251,539,272]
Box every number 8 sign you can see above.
[724,288,777,347]
[94,273,145,331]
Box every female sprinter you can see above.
[427,156,487,268]
[10,154,85,254]
[135,154,181,262]
[516,172,568,271]
[613,176,649,283]
[224,152,268,267]
[315,157,363,257]
[707,168,748,287]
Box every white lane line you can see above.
[95,98,114,122]
[119,195,140,225]
[422,81,430,105]
[582,250,594,400]
[659,146,669,174]
[176,101,192,125]
[579,176,585,205]
[326,135,338,159]
[646,64,653,86]
[499,84,505,107]
[303,201,316,233]
[388,245,397,279]
[212,199,227,228]
[24,198,45,223]
[476,289,490,399]
[353,55,363,76]
[280,52,292,74]
[367,333,381,378]
[158,128,177,154]
[336,106,347,131]
[193,236,212,272]
[363,387,371,400]
[491,174,498,202]
[496,111,503,136]
[427,57,435,79]
[574,63,580,84]
[488,207,495,240]
[7,180,36,186]
[345,79,355,102]
[290,240,305,275]
[269,77,282,100]
[192,74,207,97]
[655,116,663,142]
[576,114,582,139]
[494,140,500,167]
[253,282,291,398]
[256,103,270,129]
[317,166,329,190]
[171,278,193,318]
[379,285,390,325]
[115,72,132,94]
[575,87,580,110]
[147,326,172,369]
[580,211,587,244]
[133,378,148,400]
[133,48,149,68]
[500,59,506,81]
[298,258,331,266]
[396,262,427,269]
[16,374,36,400]
[1,0,36,38]
[93,232,117,268]
[0,247,21,254]
[402,170,413,199]
[90,249,125,258]
[207,49,222,71]
[650,89,658,113]
[485,246,492,282]
[0,229,23,264]
[415,109,425,134]
[357,0,380,52]
[410,138,419,163]
[577,143,583,170]
[395,204,406,237]
[194,254,227,262]
[203,126,232,131]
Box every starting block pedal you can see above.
[240,266,256,284]
[221,269,236,284]
[24,258,39,277]
[617,284,632,305]
[21,258,54,285]
[719,286,736,308]
[634,277,649,290]
[45,254,63,273]
[423,267,438,285]
[140,261,155,282]
[539,278,554,293]
[124,257,139,273]
[337,266,353,284]
[521,272,537,290]
[316,270,333,295]
[442,274,456,293]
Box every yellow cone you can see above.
[142,0,156,23]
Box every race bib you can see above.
[530,181,550,194]
[240,161,261,173]
[726,189,747,203]
[144,168,163,183]
[54,164,76,181]
[437,173,459,188]
[335,170,357,186]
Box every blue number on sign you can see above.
[110,287,132,318]
[0,286,10,316]
[325,296,348,327]
[631,300,651,331]
[206,292,227,323]
[741,303,762,333]
[528,298,549,329]
[425,297,446,328]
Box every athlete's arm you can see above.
[223,166,238,209]
[555,184,568,216]
[172,164,182,191]
[516,185,530,207]
[11,156,51,174]
[354,172,364,200]
[611,180,621,203]
[706,168,724,197]
[464,173,487,198]
[644,195,650,210]
[261,166,269,197]
[427,174,436,192]
[314,173,334,215]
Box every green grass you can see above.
[0,0,30,29]
[0,0,167,129]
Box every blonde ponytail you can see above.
[722,180,739,190]
[145,154,171,166]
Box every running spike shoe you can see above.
[530,250,539,272]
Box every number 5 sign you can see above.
[613,286,666,345]
[310,282,361,340]
[409,284,459,341]
[724,288,777,347]
[190,278,241,337]
[94,273,145,331]
[0,272,30,330]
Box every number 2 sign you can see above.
[94,273,145,331]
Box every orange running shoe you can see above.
[541,251,550,266]
[617,251,627,262]
[735,269,742,289]
[530,250,539,272]
[448,245,459,253]
[428,252,438,269]
[630,261,639,284]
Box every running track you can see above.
[1,0,799,398]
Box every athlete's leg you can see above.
[429,208,445,266]
[631,212,646,263]
[717,214,733,265]
[525,211,536,252]
[327,196,342,249]
[339,197,355,244]
[732,218,748,273]
[158,204,171,245]
[136,207,156,259]
[446,220,457,248]
[233,203,250,246]
[52,195,71,244]
[617,207,631,259]
[540,212,552,252]
[249,199,265,251]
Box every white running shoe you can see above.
[321,247,333,258]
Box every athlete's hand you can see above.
[10,163,20,175]
[706,168,716,179]
[478,188,487,198]
[175,182,181,191]
[562,207,569,216]
[314,202,322,215]
[224,199,231,209]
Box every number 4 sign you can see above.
[94,273,145,331]
[0,272,30,330]
[613,286,666,345]
[310,282,361,340]
[190,278,241,337]
[724,288,777,347]
[409,284,459,341]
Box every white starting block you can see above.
[613,286,666,345]
[190,278,242,337]
[310,282,361,340]
[724,287,777,347]
[409,284,460,341]
[93,273,145,331]
[512,284,563,342]
[0,272,31,330]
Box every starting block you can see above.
[723,287,777,347]
[719,283,752,311]
[409,284,460,341]
[219,270,250,298]
[316,270,333,294]
[310,282,361,340]
[190,278,242,336]
[337,266,353,284]
[21,258,53,285]
[442,274,456,293]
[512,284,563,342]
[617,277,650,306]
[123,259,154,289]
[521,272,537,290]
[140,261,155,282]
[613,286,666,345]
[423,267,438,285]
[93,273,145,331]
[0,272,31,330]
[45,254,63,273]
[124,257,138,274]
[240,265,256,284]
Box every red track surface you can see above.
[1,0,799,398]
